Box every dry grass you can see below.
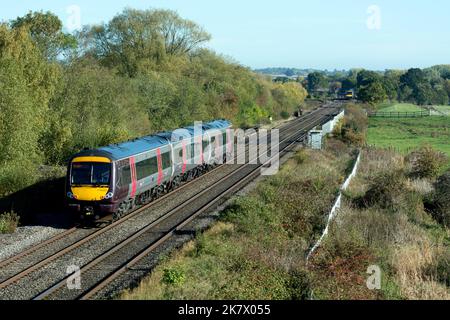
[405,178,434,196]
[312,147,450,300]
[0,211,19,234]
[392,243,450,300]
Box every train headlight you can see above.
[67,192,74,199]
[104,192,114,200]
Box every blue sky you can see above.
[1,0,449,70]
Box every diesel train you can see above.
[66,120,233,220]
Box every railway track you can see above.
[0,104,340,300]
[0,107,323,284]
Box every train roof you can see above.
[97,135,170,160]
[71,120,232,161]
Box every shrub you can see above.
[355,169,406,211]
[293,149,308,165]
[280,111,290,119]
[0,211,19,234]
[434,252,450,287]
[407,146,448,179]
[341,127,366,147]
[334,104,368,147]
[431,172,450,227]
[287,269,312,300]
[423,249,450,287]
[325,138,350,157]
[344,104,368,134]
[162,268,185,285]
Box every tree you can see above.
[358,81,387,104]
[271,82,307,117]
[383,70,403,101]
[0,24,60,194]
[341,78,356,90]
[307,72,327,93]
[341,69,361,90]
[43,63,150,164]
[329,81,342,94]
[10,11,77,61]
[400,68,433,105]
[400,68,426,87]
[356,70,387,104]
[445,80,450,100]
[79,8,211,77]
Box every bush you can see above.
[345,104,368,134]
[355,169,406,211]
[341,127,366,147]
[334,104,368,147]
[423,250,450,287]
[0,211,20,234]
[293,149,308,165]
[287,269,312,300]
[325,138,350,157]
[431,172,450,227]
[162,268,186,285]
[280,111,290,119]
[407,146,448,179]
[434,252,450,287]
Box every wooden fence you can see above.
[368,111,431,118]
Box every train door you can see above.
[129,157,137,198]
[202,132,212,164]
[159,146,173,184]
[193,134,203,166]
[116,159,132,200]
[172,141,185,177]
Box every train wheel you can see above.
[113,202,127,221]
[172,176,181,190]
[155,185,164,198]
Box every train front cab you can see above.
[66,155,116,220]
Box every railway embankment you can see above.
[120,139,357,299]
[121,104,449,300]
[308,146,449,300]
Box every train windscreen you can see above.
[71,163,111,186]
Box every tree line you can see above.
[305,66,450,106]
[0,9,307,196]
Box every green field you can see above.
[433,105,450,115]
[377,102,424,112]
[368,116,450,166]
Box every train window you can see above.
[178,149,183,159]
[190,143,195,159]
[136,157,158,180]
[189,142,202,159]
[161,152,172,169]
[202,139,209,150]
[223,132,227,145]
[120,165,132,186]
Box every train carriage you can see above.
[66,120,232,221]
